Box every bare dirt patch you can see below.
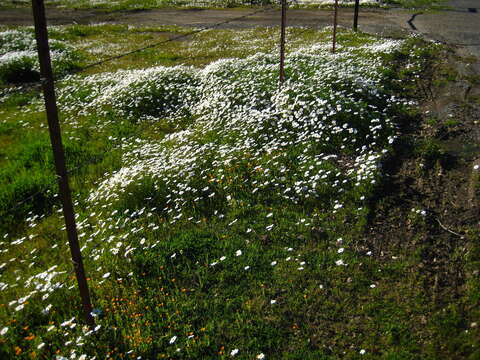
[362,45,480,356]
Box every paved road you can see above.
[400,0,480,55]
[1,0,478,56]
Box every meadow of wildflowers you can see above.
[0,29,81,84]
[1,24,477,359]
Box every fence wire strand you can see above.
[77,5,276,74]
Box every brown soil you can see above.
[365,45,480,307]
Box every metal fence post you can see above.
[353,0,360,31]
[332,0,339,53]
[31,0,94,327]
[279,0,287,84]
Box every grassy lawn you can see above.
[0,23,479,359]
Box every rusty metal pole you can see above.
[279,0,287,85]
[332,0,339,53]
[353,0,360,31]
[31,0,94,327]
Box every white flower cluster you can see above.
[0,30,37,54]
[59,65,199,124]
[80,39,406,219]
[0,29,79,82]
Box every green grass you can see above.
[0,24,478,360]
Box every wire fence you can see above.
[0,0,350,246]
[0,3,289,249]
[0,0,345,264]
[73,5,277,74]
[0,4,277,220]
[0,0,285,314]
[0,0,357,334]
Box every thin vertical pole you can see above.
[353,0,360,31]
[332,0,338,53]
[279,0,287,85]
[31,0,94,327]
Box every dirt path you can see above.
[1,3,479,56]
